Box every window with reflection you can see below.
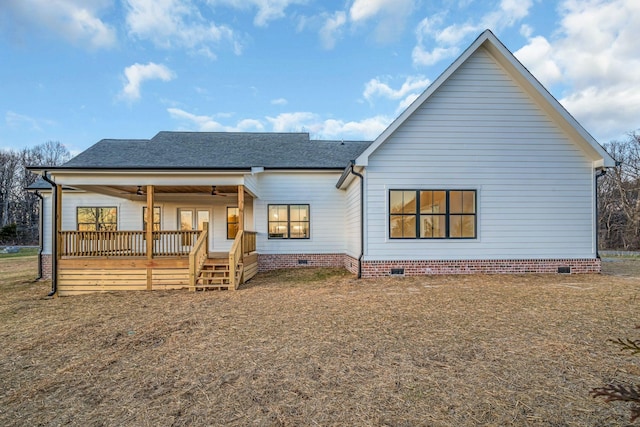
[227,207,239,239]
[268,204,310,239]
[389,190,476,239]
[77,207,117,231]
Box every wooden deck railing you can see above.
[226,230,257,290]
[60,230,201,257]
[228,230,244,291]
[243,230,257,254]
[189,223,209,291]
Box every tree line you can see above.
[599,132,640,250]
[0,135,639,249]
[0,141,69,245]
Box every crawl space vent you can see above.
[557,266,571,274]
[390,268,405,276]
[297,259,308,265]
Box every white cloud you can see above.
[319,11,346,49]
[349,0,413,23]
[6,111,43,131]
[267,112,391,140]
[363,75,430,113]
[209,0,306,27]
[236,118,265,131]
[168,108,225,131]
[412,14,462,66]
[318,116,391,140]
[348,0,414,43]
[514,0,640,141]
[266,112,317,132]
[168,108,265,132]
[121,63,175,101]
[169,108,390,140]
[271,98,288,106]
[412,0,534,66]
[125,0,242,57]
[2,0,116,48]
[514,36,562,86]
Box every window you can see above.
[178,209,210,246]
[142,206,161,231]
[77,207,117,231]
[389,190,476,239]
[268,204,310,239]
[227,207,239,239]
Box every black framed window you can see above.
[268,204,310,239]
[227,207,239,239]
[389,190,476,239]
[77,207,117,231]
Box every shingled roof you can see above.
[60,132,372,170]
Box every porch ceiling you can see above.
[73,184,249,201]
[109,185,239,195]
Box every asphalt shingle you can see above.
[61,132,372,169]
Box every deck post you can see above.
[238,185,244,255]
[53,184,62,296]
[55,184,62,262]
[146,185,154,290]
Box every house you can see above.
[29,30,615,296]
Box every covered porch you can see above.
[51,182,259,295]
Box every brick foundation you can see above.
[258,254,601,276]
[257,253,346,272]
[40,254,52,280]
[343,254,359,275]
[360,258,601,277]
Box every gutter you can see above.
[595,168,608,259]
[41,172,57,297]
[346,161,365,279]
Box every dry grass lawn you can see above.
[1,256,639,426]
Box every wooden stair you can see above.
[195,258,242,291]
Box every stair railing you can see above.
[188,222,208,291]
[228,230,244,290]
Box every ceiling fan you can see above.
[210,186,227,196]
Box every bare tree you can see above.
[0,141,70,244]
[599,133,640,250]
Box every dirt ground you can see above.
[1,256,639,426]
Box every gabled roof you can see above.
[54,132,372,170]
[355,29,615,168]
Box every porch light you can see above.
[136,186,144,195]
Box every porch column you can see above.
[146,185,154,259]
[53,184,62,296]
[146,185,154,290]
[237,185,244,232]
[55,184,62,262]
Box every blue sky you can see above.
[1,0,639,156]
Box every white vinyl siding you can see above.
[243,173,259,198]
[41,193,52,254]
[364,47,595,261]
[254,171,346,254]
[344,177,361,258]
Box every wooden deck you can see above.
[56,229,258,296]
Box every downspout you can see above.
[34,191,44,280]
[595,168,607,259]
[41,172,57,297]
[350,161,364,279]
